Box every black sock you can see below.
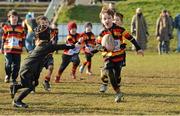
[15,84,24,90]
[15,88,33,102]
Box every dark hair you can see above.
[84,22,92,28]
[7,10,18,17]
[162,9,167,13]
[34,24,50,41]
[114,12,124,21]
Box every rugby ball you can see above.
[101,34,115,51]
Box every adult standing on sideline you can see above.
[174,14,180,52]
[156,10,171,54]
[131,8,149,50]
[166,11,174,40]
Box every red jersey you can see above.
[81,31,96,53]
[63,33,81,55]
[2,24,25,54]
[97,23,140,62]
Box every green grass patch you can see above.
[57,0,180,51]
[57,5,102,23]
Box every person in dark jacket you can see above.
[10,24,74,108]
[174,14,180,52]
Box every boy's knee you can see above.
[101,69,108,83]
[75,61,80,66]
[48,65,54,71]
[101,76,108,84]
[34,80,39,87]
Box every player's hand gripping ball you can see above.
[101,34,115,52]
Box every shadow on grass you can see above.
[0,89,9,93]
[58,81,101,85]
[125,92,180,98]
[126,75,180,79]
[123,83,180,87]
[2,105,179,115]
[167,111,180,114]
[35,91,114,97]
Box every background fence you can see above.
[57,23,103,42]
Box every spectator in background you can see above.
[131,8,149,50]
[166,11,174,38]
[174,13,180,52]
[90,0,96,4]
[156,9,171,54]
[90,0,103,4]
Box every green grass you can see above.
[57,0,180,23]
[0,51,180,115]
[57,5,102,23]
[57,0,180,50]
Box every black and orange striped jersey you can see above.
[50,28,58,42]
[81,32,96,53]
[63,33,81,55]
[2,24,25,54]
[97,23,141,62]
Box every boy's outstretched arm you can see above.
[130,39,144,56]
[122,30,144,56]
[52,44,75,52]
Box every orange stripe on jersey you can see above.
[3,25,13,33]
[6,34,24,40]
[102,31,112,35]
[4,45,22,49]
[111,57,124,62]
[122,31,133,41]
[2,24,25,54]
[102,49,125,57]
[14,26,24,33]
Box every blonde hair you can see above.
[36,16,49,25]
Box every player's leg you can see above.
[11,70,34,108]
[43,55,54,91]
[71,54,80,79]
[4,53,13,83]
[114,64,123,103]
[55,54,71,83]
[11,54,21,84]
[43,64,53,91]
[86,53,93,75]
[79,53,88,73]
